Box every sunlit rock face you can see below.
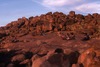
[0,11,100,67]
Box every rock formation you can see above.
[0,11,100,67]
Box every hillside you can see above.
[0,11,100,67]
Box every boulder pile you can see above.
[0,11,100,67]
[0,11,99,38]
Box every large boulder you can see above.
[11,54,26,63]
[78,48,100,67]
[32,48,80,67]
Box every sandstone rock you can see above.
[78,48,100,67]
[17,22,25,28]
[32,54,40,62]
[0,11,100,67]
[32,56,48,67]
[20,59,30,64]
[69,11,75,17]
[32,48,80,67]
[11,54,26,63]
[0,11,99,38]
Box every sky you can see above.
[0,0,100,26]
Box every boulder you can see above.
[78,48,100,67]
[32,48,80,67]
[11,54,26,63]
[69,11,75,17]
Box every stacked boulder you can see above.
[0,11,99,38]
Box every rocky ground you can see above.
[0,11,100,67]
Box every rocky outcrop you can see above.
[32,48,79,67]
[0,11,100,67]
[0,11,99,39]
[78,48,100,67]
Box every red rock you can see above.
[0,11,100,67]
[78,48,100,67]
[20,59,30,64]
[69,11,75,17]
[11,54,26,62]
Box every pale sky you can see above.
[0,0,100,26]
